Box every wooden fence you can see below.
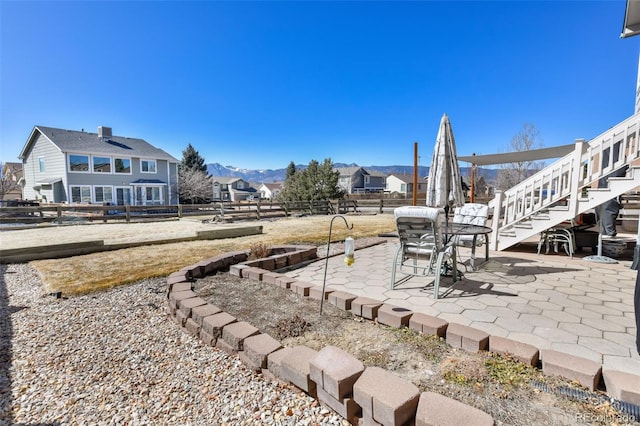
[0,198,441,226]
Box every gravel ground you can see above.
[0,263,348,426]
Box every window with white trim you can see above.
[94,186,114,203]
[134,186,163,205]
[70,185,92,203]
[93,156,111,173]
[141,159,157,173]
[39,157,45,172]
[69,154,90,172]
[114,158,131,174]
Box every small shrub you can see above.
[249,242,272,260]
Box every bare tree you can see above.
[0,162,22,201]
[178,167,212,204]
[496,123,544,191]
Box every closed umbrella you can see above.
[426,113,465,226]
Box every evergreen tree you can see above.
[280,158,344,202]
[180,144,207,174]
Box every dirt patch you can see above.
[193,272,639,426]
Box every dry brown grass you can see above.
[31,214,395,296]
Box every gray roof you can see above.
[20,126,178,162]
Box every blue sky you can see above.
[2,1,640,170]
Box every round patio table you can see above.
[443,223,492,269]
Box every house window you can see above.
[141,159,157,173]
[69,154,90,172]
[364,176,370,184]
[39,157,45,172]
[135,186,162,205]
[94,186,114,203]
[114,158,131,174]
[237,181,244,189]
[93,156,112,173]
[70,185,92,203]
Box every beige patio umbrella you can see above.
[426,113,465,226]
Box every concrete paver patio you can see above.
[285,239,640,377]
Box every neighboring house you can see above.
[336,167,386,195]
[211,177,257,201]
[259,182,283,200]
[386,173,428,197]
[19,125,179,205]
[1,162,24,200]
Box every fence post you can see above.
[379,199,384,214]
[256,199,261,220]
[178,204,183,218]
[57,206,62,224]
[125,205,131,223]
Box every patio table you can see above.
[443,223,492,269]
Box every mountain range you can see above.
[207,163,498,184]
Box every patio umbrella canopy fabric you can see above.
[426,113,465,220]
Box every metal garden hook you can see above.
[319,215,353,316]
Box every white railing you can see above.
[490,112,640,238]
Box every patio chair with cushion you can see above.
[452,203,490,266]
[390,206,458,299]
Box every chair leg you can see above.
[390,245,402,290]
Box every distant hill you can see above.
[206,163,497,184]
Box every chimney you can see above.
[98,126,112,139]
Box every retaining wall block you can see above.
[229,264,249,277]
[195,259,217,276]
[353,366,420,426]
[199,328,216,347]
[177,267,194,281]
[377,304,413,328]
[489,336,539,367]
[409,312,448,337]
[167,271,191,284]
[221,321,260,352]
[281,346,319,397]
[168,289,197,309]
[351,297,383,320]
[328,291,357,311]
[271,253,289,269]
[244,267,269,281]
[167,281,192,295]
[291,281,313,297]
[175,309,188,327]
[191,304,222,326]
[446,323,489,352]
[541,349,602,391]
[201,312,237,340]
[415,392,494,426]
[242,333,283,371]
[178,296,207,319]
[185,318,201,337]
[275,276,297,289]
[267,347,295,381]
[309,346,364,401]
[262,271,285,285]
[602,369,640,405]
[309,286,335,301]
[316,386,362,421]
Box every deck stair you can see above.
[489,112,640,251]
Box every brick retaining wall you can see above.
[166,243,640,425]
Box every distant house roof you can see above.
[3,162,22,172]
[261,182,283,191]
[19,126,179,162]
[335,166,365,176]
[211,176,245,184]
[388,174,414,183]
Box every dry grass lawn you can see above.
[31,214,396,295]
